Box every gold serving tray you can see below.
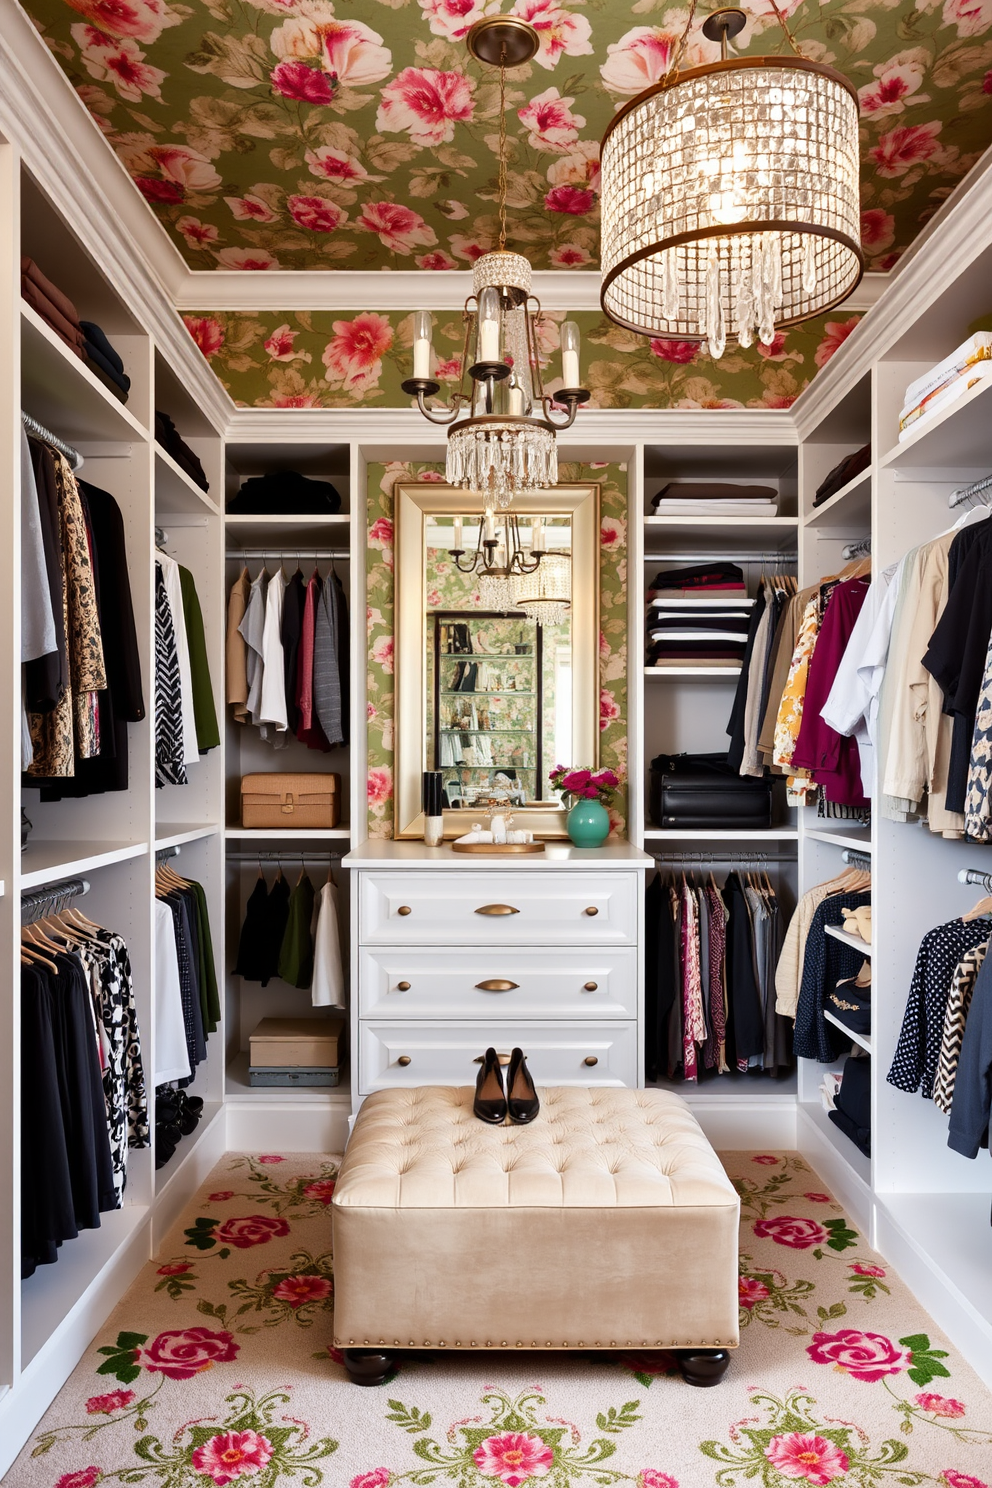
[450,840,546,854]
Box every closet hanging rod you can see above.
[651,851,795,864]
[227,549,349,561]
[226,851,347,862]
[958,868,992,890]
[21,876,90,922]
[842,537,871,560]
[644,552,798,563]
[949,472,992,509]
[841,848,872,869]
[156,845,181,864]
[21,411,83,470]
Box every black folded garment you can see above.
[647,561,746,592]
[227,469,342,514]
[84,350,128,403]
[84,339,130,396]
[651,481,778,507]
[155,411,209,492]
[828,1054,871,1156]
[814,442,871,506]
[80,321,126,378]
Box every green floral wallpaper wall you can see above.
[184,307,862,408]
[366,460,628,838]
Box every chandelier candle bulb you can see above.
[531,516,545,553]
[508,382,524,416]
[452,515,463,551]
[483,510,496,543]
[478,287,501,364]
[413,311,433,380]
[561,322,581,390]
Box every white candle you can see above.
[530,516,545,553]
[561,319,580,389]
[507,382,524,415]
[483,510,496,542]
[478,287,500,363]
[452,515,463,550]
[413,309,432,379]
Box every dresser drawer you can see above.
[358,1020,637,1093]
[359,871,638,945]
[358,946,637,1019]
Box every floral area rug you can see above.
[8,1151,992,1488]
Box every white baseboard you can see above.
[226,1100,351,1153]
[692,1100,797,1151]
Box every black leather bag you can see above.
[649,752,773,830]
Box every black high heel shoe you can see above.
[506,1048,540,1124]
[473,1047,508,1124]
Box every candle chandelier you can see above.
[599,4,863,358]
[403,16,589,508]
[448,513,571,625]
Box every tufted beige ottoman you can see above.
[331,1085,740,1386]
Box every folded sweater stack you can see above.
[646,563,751,668]
[21,258,130,401]
[227,470,342,514]
[156,411,209,492]
[651,481,778,517]
[898,332,992,441]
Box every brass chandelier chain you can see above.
[665,0,805,84]
[497,47,508,252]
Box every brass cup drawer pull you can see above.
[397,1055,412,1066]
[583,906,599,917]
[475,904,520,916]
[583,981,598,991]
[475,979,519,992]
[396,981,411,991]
[584,1055,599,1067]
[397,905,413,916]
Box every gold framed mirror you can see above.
[394,482,600,839]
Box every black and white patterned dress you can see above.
[887,917,992,1099]
[155,561,187,787]
[77,930,149,1204]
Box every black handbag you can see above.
[648,752,773,830]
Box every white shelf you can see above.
[643,827,798,841]
[155,443,219,515]
[224,513,351,526]
[20,839,148,889]
[823,1007,872,1054]
[799,1097,872,1186]
[805,467,871,527]
[644,514,798,551]
[649,1069,797,1100]
[644,666,742,678]
[225,826,351,840]
[154,823,220,851]
[805,827,872,852]
[225,1049,351,1104]
[879,374,992,471]
[648,596,756,608]
[825,923,872,957]
[20,302,150,445]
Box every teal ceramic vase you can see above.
[566,797,610,848]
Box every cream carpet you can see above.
[8,1150,992,1488]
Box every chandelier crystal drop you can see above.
[402,17,589,506]
[599,6,863,358]
[512,551,571,627]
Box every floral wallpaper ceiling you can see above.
[22,0,992,274]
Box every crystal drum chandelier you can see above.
[599,5,863,358]
[403,17,589,507]
[447,513,571,624]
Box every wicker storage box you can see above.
[249,1016,345,1069]
[241,773,340,829]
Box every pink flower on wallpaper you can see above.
[136,177,184,204]
[264,324,301,361]
[600,25,679,94]
[814,317,860,367]
[140,1327,239,1380]
[473,1431,554,1487]
[356,202,438,255]
[434,356,462,380]
[941,1474,989,1488]
[416,251,458,270]
[600,688,620,730]
[288,194,347,233]
[546,141,600,192]
[858,51,929,117]
[270,9,391,87]
[984,68,992,93]
[419,0,497,42]
[372,635,394,673]
[224,194,278,222]
[649,338,698,364]
[367,766,393,806]
[807,1329,910,1382]
[764,1433,849,1485]
[269,392,323,407]
[869,120,946,177]
[157,1262,193,1275]
[191,1430,274,1486]
[305,146,370,184]
[544,185,594,215]
[861,208,895,253]
[550,243,591,267]
[303,1178,337,1203]
[270,60,336,104]
[141,143,222,194]
[257,1154,285,1164]
[214,247,280,270]
[850,1262,886,1278]
[369,517,394,546]
[272,1273,333,1307]
[804,1192,831,1203]
[85,1390,135,1414]
[752,1154,779,1165]
[738,1276,771,1309]
[942,0,992,37]
[55,1471,102,1488]
[518,88,585,152]
[176,216,218,248]
[916,1393,966,1417]
[751,391,797,409]
[215,1215,291,1248]
[376,67,475,147]
[757,332,788,360]
[600,518,625,550]
[351,1471,392,1488]
[71,30,166,103]
[322,312,394,391]
[448,233,492,262]
[753,1216,828,1248]
[510,0,593,69]
[420,470,445,480]
[183,316,225,359]
[65,0,175,43]
[637,1475,678,1488]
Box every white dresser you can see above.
[345,841,653,1101]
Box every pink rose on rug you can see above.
[850,1263,886,1278]
[257,1155,285,1164]
[216,1216,290,1249]
[86,1390,135,1414]
[753,1216,828,1249]
[917,1394,965,1417]
[474,1432,554,1487]
[141,1327,239,1380]
[191,1429,274,1486]
[209,1192,235,1202]
[806,1329,909,1382]
[804,1193,831,1203]
[618,1351,676,1376]
[157,1263,192,1275]
[941,1475,989,1488]
[55,1471,102,1488]
[351,1471,392,1488]
[272,1273,332,1307]
[765,1433,849,1484]
[752,1155,778,1164]
[738,1276,771,1309]
[637,1473,678,1487]
[303,1179,337,1204]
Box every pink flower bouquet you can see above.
[549,764,619,807]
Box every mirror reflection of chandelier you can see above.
[447,513,571,625]
[403,16,589,508]
[599,6,863,358]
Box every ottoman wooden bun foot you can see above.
[675,1348,732,1387]
[342,1348,396,1386]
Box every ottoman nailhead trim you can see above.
[501,1341,507,1347]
